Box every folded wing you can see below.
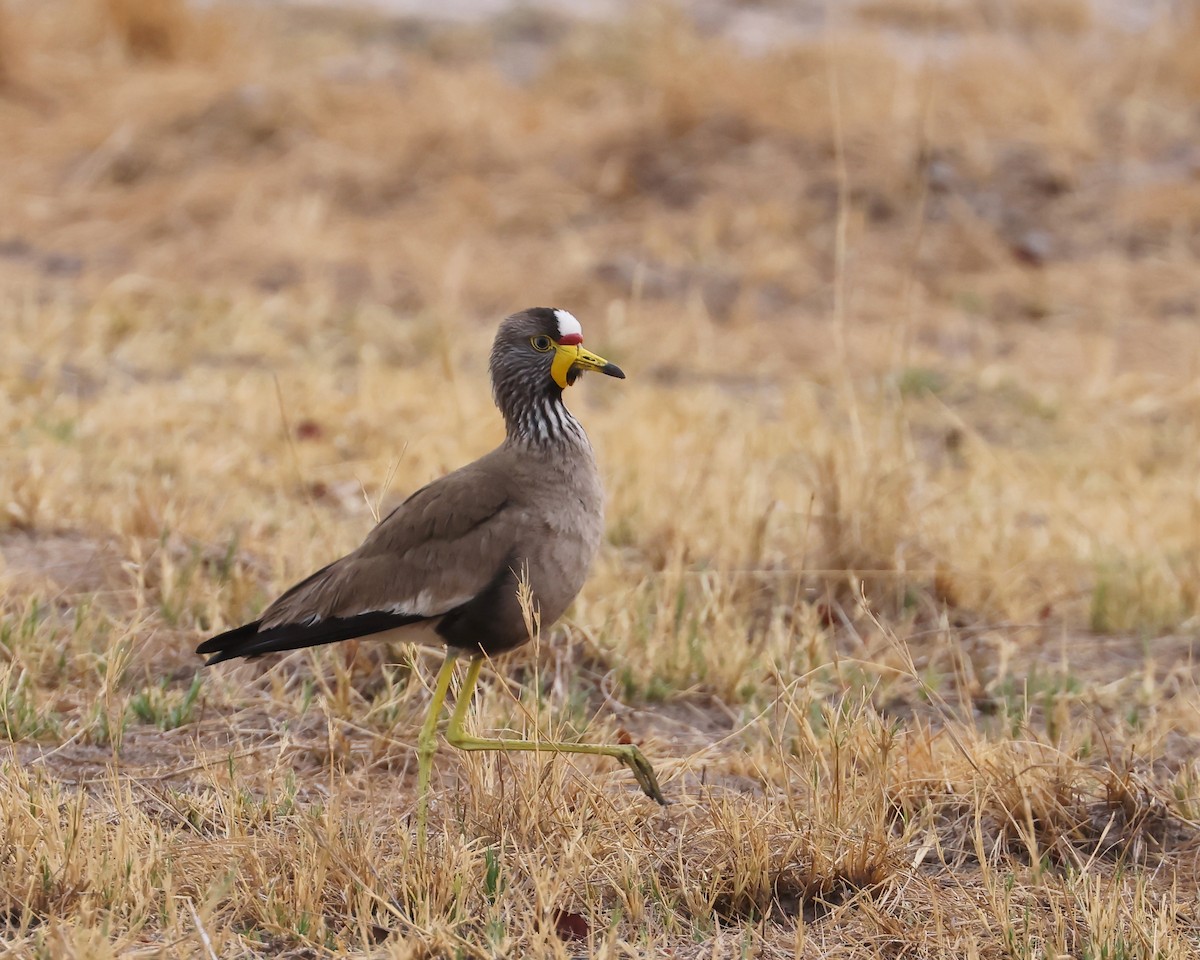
[196,462,517,664]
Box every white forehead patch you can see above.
[554,309,583,340]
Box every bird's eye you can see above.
[531,335,554,352]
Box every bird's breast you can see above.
[515,461,604,626]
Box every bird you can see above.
[196,307,666,844]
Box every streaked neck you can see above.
[505,391,589,450]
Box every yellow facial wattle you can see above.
[550,342,626,389]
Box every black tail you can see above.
[195,619,267,665]
[196,610,430,666]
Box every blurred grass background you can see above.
[2,0,1200,956]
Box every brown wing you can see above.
[260,459,518,630]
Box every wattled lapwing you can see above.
[197,308,666,843]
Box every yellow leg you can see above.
[446,656,667,805]
[416,651,458,851]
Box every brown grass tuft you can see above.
[100,0,189,60]
[97,0,224,62]
[0,5,11,89]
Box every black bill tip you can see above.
[600,362,626,380]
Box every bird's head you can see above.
[491,308,625,393]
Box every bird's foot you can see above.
[622,746,668,805]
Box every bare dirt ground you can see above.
[2,0,1200,956]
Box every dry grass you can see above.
[2,0,1200,955]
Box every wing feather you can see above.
[197,451,525,664]
[260,457,517,630]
